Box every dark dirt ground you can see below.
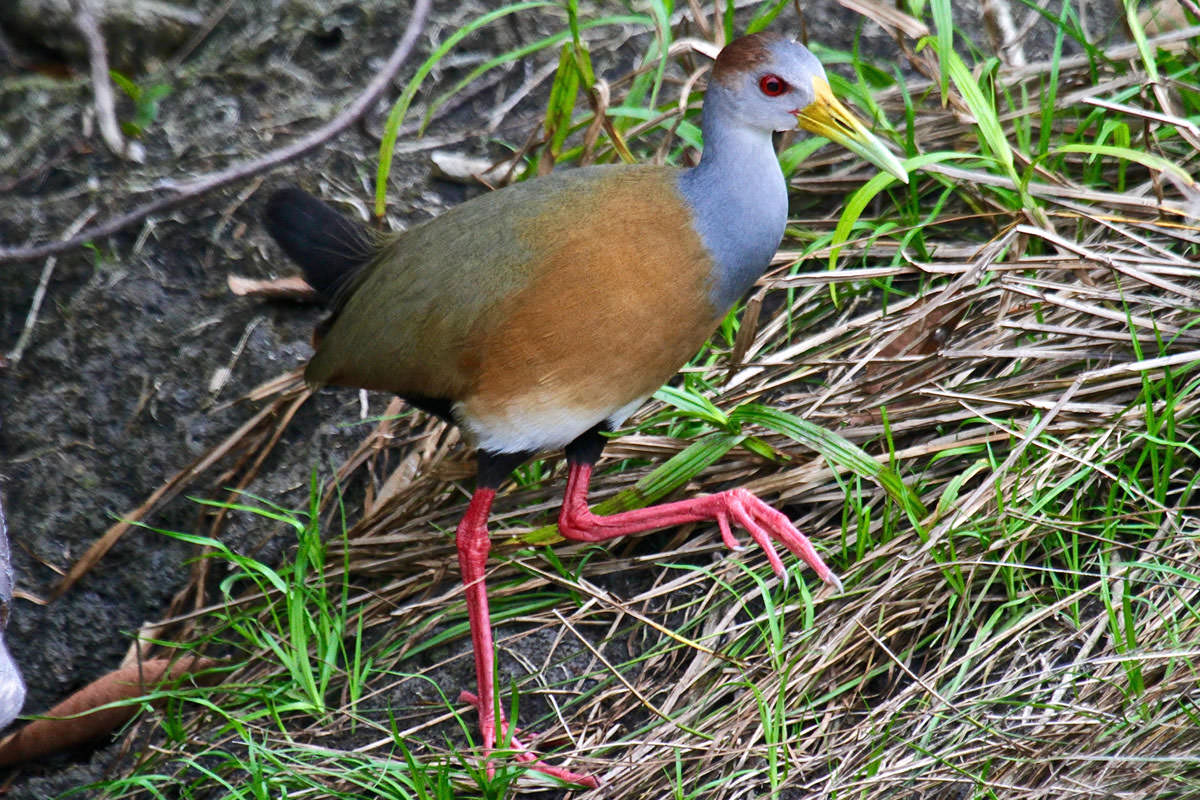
[0,1,1037,796]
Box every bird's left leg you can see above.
[456,450,598,788]
[458,691,599,786]
[556,426,842,591]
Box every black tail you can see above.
[264,187,373,300]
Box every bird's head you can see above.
[712,33,908,182]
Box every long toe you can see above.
[729,489,842,589]
[724,491,789,577]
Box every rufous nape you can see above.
[264,31,907,788]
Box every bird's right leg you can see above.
[556,425,842,591]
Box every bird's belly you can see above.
[455,393,647,454]
[456,318,716,453]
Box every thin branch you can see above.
[0,0,432,265]
[73,0,138,161]
[6,206,97,367]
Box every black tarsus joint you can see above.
[402,395,455,423]
[565,423,609,467]
[477,450,536,489]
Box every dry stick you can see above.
[50,393,291,600]
[6,207,96,368]
[979,0,1027,67]
[226,274,317,301]
[72,0,135,161]
[0,0,432,265]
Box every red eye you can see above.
[758,74,788,96]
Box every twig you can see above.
[0,0,432,265]
[6,206,97,368]
[72,0,141,162]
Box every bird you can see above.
[263,31,906,788]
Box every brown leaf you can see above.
[226,274,318,301]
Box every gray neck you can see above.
[678,84,788,312]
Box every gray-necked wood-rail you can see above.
[264,32,906,787]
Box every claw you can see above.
[824,571,845,594]
[726,493,788,579]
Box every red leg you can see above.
[557,462,843,592]
[455,487,599,788]
[456,488,498,755]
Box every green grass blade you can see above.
[940,47,1015,179]
[1125,0,1160,83]
[931,0,954,99]
[1054,143,1196,187]
[746,0,791,33]
[828,150,967,268]
[375,1,555,217]
[655,384,731,429]
[729,404,928,532]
